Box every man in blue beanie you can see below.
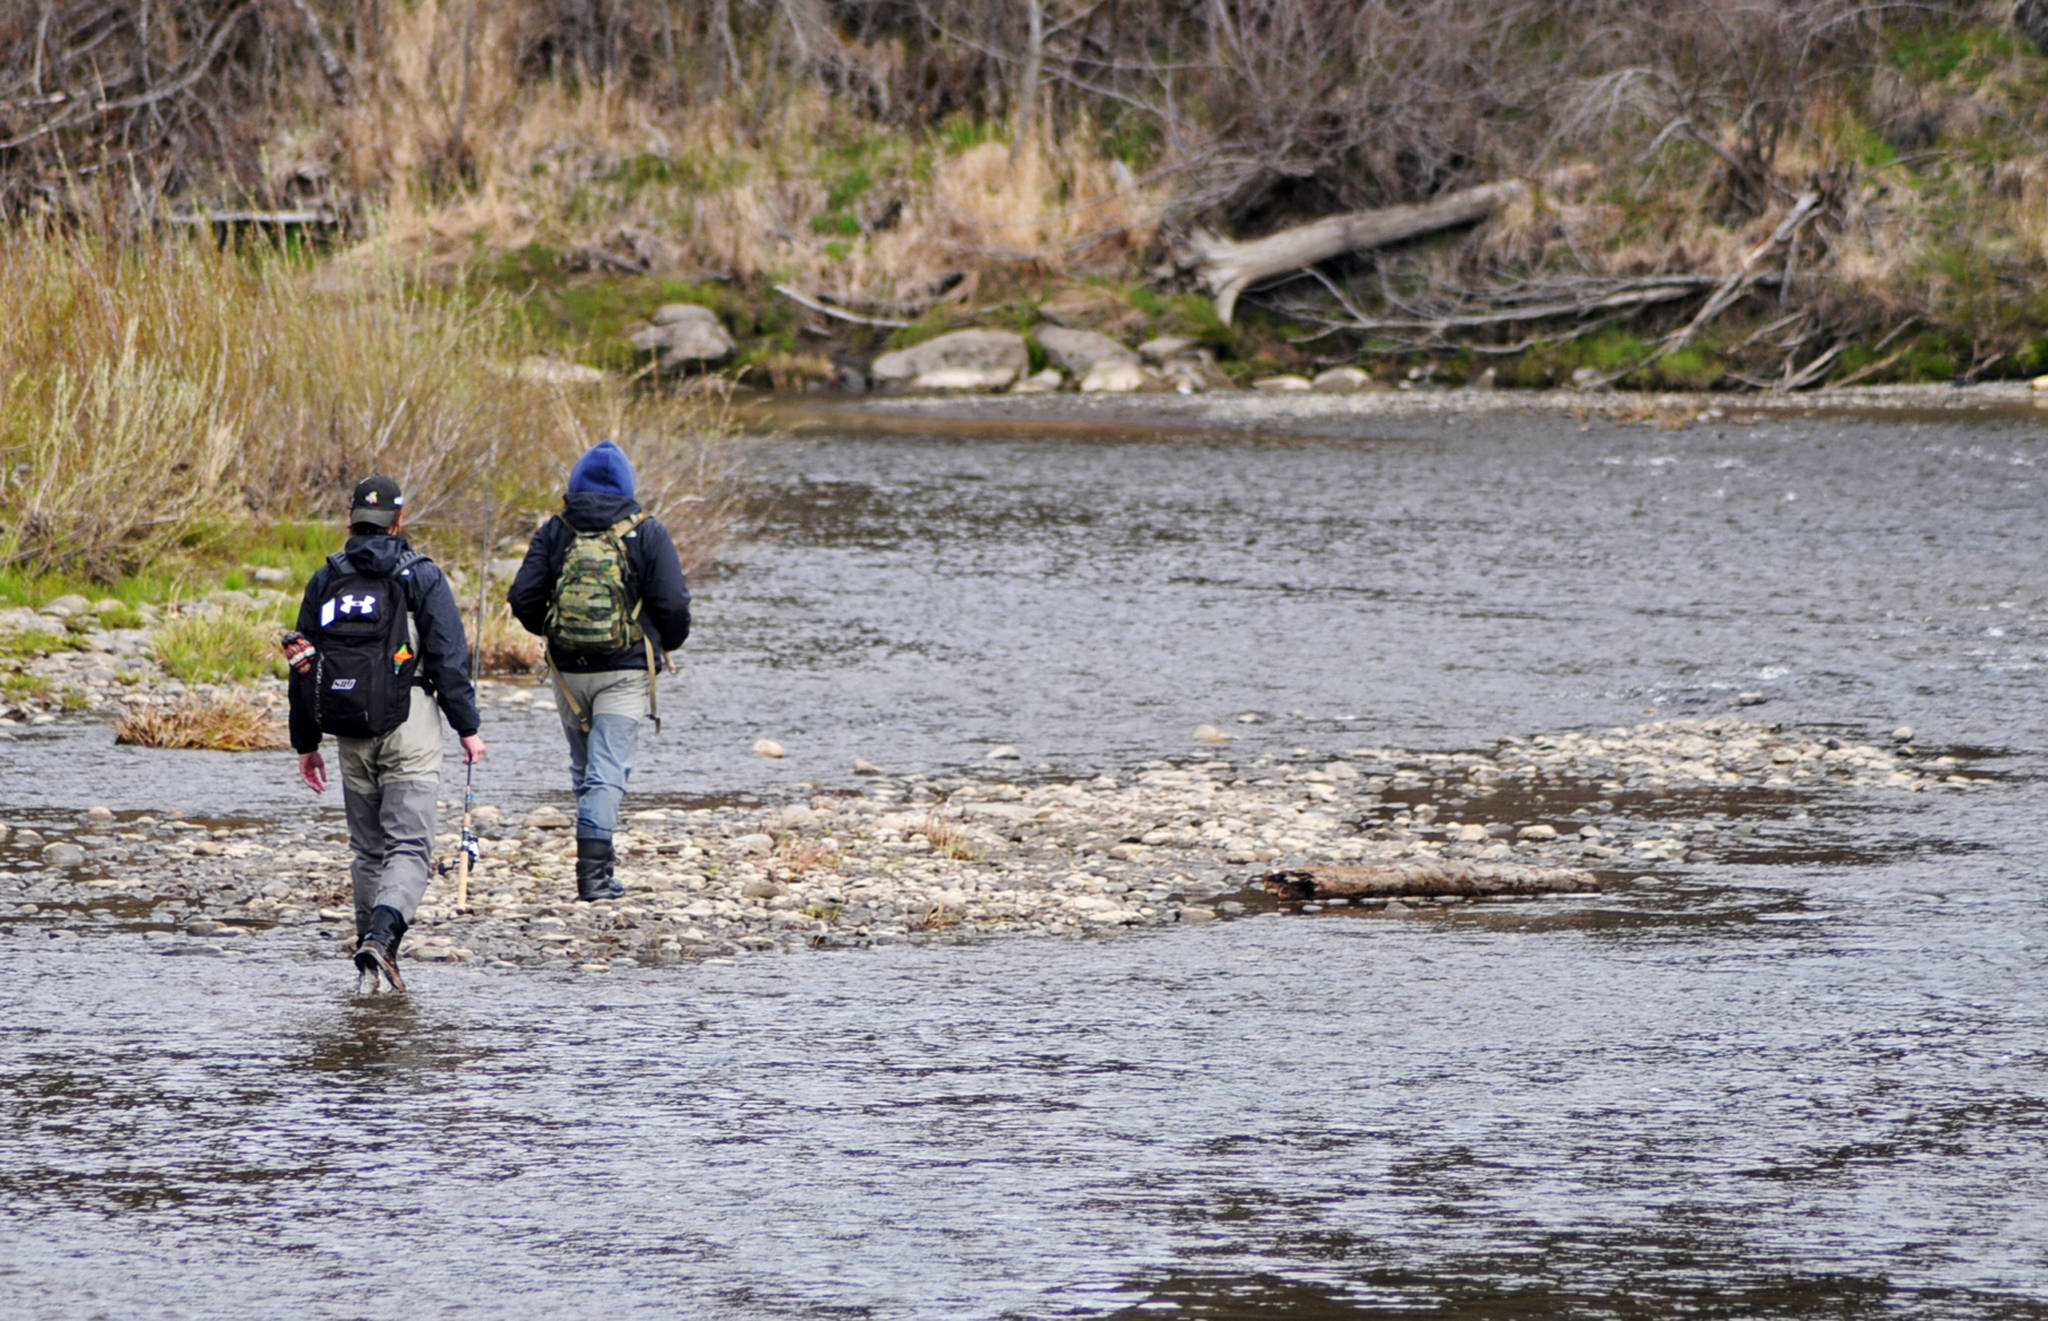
[508,440,692,901]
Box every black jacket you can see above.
[288,535,482,753]
[506,492,692,673]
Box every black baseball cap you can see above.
[350,474,404,527]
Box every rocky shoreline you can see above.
[1,707,1985,975]
[0,589,297,732]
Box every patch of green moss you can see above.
[810,212,862,238]
[1641,345,1722,390]
[1,671,56,703]
[938,117,1005,155]
[0,628,84,660]
[827,168,872,211]
[1100,114,1163,170]
[1886,21,2016,83]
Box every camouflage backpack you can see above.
[545,513,646,655]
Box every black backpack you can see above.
[310,549,423,739]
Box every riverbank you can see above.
[0,706,1983,973]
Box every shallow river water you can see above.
[4,393,2047,1318]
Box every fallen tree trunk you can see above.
[1263,862,1601,901]
[1192,165,1594,324]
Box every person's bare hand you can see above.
[460,734,487,765]
[298,751,327,794]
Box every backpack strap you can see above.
[611,514,660,734]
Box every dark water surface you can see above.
[4,398,2047,1317]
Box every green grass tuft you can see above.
[149,600,297,684]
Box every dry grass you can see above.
[114,694,289,752]
[315,3,1166,306]
[917,812,983,862]
[774,833,844,877]
[472,602,543,676]
[0,222,738,581]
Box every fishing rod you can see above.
[455,465,495,913]
[453,758,480,911]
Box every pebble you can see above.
[525,806,572,830]
[1193,724,1232,744]
[753,739,786,758]
[40,842,86,867]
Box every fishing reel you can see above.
[437,830,482,876]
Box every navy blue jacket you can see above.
[506,492,692,673]
[288,535,482,753]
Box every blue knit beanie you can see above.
[567,440,635,497]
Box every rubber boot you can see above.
[576,837,622,902]
[353,904,408,991]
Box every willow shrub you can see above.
[0,223,735,581]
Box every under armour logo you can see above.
[319,593,379,627]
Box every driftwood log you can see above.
[1191,165,1594,324]
[1263,862,1601,901]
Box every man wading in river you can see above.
[508,439,691,902]
[287,475,486,991]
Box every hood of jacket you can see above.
[341,533,415,575]
[561,490,643,532]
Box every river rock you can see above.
[1079,360,1157,394]
[1139,335,1195,364]
[911,366,1017,392]
[629,304,735,369]
[525,806,573,830]
[753,738,786,758]
[1193,725,1232,744]
[84,806,114,823]
[735,834,775,855]
[741,878,786,899]
[1252,375,1312,392]
[852,758,884,775]
[41,841,85,867]
[1155,351,1230,393]
[1011,368,1064,394]
[985,745,1021,760]
[1035,326,1138,377]
[46,594,91,617]
[1312,366,1377,393]
[870,329,1028,392]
